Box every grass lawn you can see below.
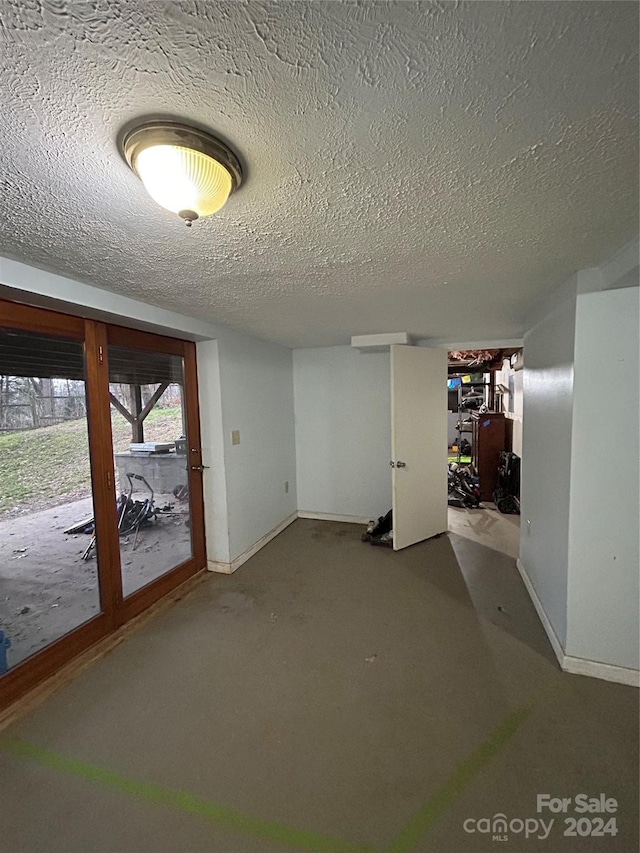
[0,407,184,517]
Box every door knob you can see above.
[389,461,395,467]
[190,465,210,471]
[396,461,406,468]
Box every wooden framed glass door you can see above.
[0,300,206,709]
[104,325,206,625]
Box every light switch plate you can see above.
[231,430,240,445]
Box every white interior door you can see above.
[391,345,447,550]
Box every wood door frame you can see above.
[105,327,206,624]
[1,298,86,338]
[0,298,207,708]
[84,319,123,624]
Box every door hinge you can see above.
[98,345,104,365]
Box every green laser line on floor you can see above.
[0,697,535,853]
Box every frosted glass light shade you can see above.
[122,122,243,225]
[134,145,233,218]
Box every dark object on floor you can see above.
[495,494,520,514]
[448,463,481,508]
[362,510,392,542]
[117,473,158,537]
[493,451,521,514]
[82,473,160,562]
[370,530,393,547]
[362,511,394,546]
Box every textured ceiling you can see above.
[0,0,638,348]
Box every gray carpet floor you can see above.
[1,519,637,852]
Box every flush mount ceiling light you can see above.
[122,121,243,227]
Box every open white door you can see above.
[391,345,447,550]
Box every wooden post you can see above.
[130,384,144,443]
[110,382,168,445]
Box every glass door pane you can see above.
[0,326,102,673]
[107,344,192,598]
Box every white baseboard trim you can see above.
[207,559,235,575]
[297,511,371,525]
[207,512,298,575]
[561,655,640,688]
[516,558,565,666]
[516,559,639,688]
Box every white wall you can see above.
[566,284,639,670]
[1,257,298,568]
[216,328,297,562]
[520,238,640,682]
[293,346,392,520]
[520,277,577,647]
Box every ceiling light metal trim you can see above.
[121,121,243,225]
[123,121,243,191]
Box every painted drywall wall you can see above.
[520,238,639,680]
[566,285,639,671]
[520,277,577,648]
[216,328,297,562]
[293,346,392,520]
[1,256,298,568]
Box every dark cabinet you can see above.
[471,412,506,501]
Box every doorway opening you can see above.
[446,348,523,558]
